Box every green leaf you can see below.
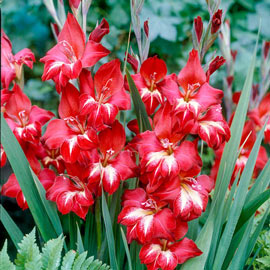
[245,159,270,203]
[120,227,133,270]
[0,204,24,249]
[101,190,118,270]
[0,241,15,270]
[1,115,62,241]
[213,122,266,269]
[61,250,76,270]
[222,159,270,268]
[182,30,259,269]
[235,189,270,233]
[76,223,84,254]
[256,256,270,267]
[228,218,254,269]
[126,69,152,132]
[245,206,270,262]
[15,228,42,270]
[30,168,64,238]
[41,235,64,270]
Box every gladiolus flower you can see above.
[1,30,35,88]
[42,83,98,163]
[79,59,131,130]
[46,174,94,219]
[1,174,28,210]
[131,56,179,115]
[87,121,137,195]
[40,13,110,91]
[118,188,187,244]
[163,50,223,118]
[191,105,231,150]
[139,238,202,270]
[4,84,54,145]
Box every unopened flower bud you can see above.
[206,56,226,79]
[211,9,222,34]
[144,20,149,38]
[231,50,237,62]
[125,52,139,73]
[263,41,270,59]
[89,18,110,43]
[194,16,203,43]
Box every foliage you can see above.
[0,228,111,270]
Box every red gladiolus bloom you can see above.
[40,13,110,90]
[164,50,223,118]
[139,238,202,270]
[118,188,187,244]
[4,84,54,145]
[42,83,98,163]
[191,105,231,150]
[79,59,131,130]
[131,56,179,115]
[41,146,65,174]
[135,104,201,188]
[1,30,35,88]
[1,169,55,211]
[47,174,94,219]
[154,173,213,221]
[87,121,137,195]
[1,174,28,210]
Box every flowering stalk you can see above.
[219,20,236,120]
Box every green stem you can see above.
[68,213,77,250]
[95,198,102,255]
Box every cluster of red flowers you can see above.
[6,10,270,270]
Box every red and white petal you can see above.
[137,214,155,243]
[60,136,80,163]
[77,128,98,150]
[169,238,202,264]
[139,242,162,265]
[102,165,121,194]
[173,182,206,221]
[157,250,178,270]
[118,206,150,226]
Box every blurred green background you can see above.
[1,0,270,266]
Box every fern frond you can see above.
[0,241,15,270]
[61,250,76,270]
[2,230,111,270]
[72,252,88,270]
[15,228,42,270]
[41,235,64,270]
